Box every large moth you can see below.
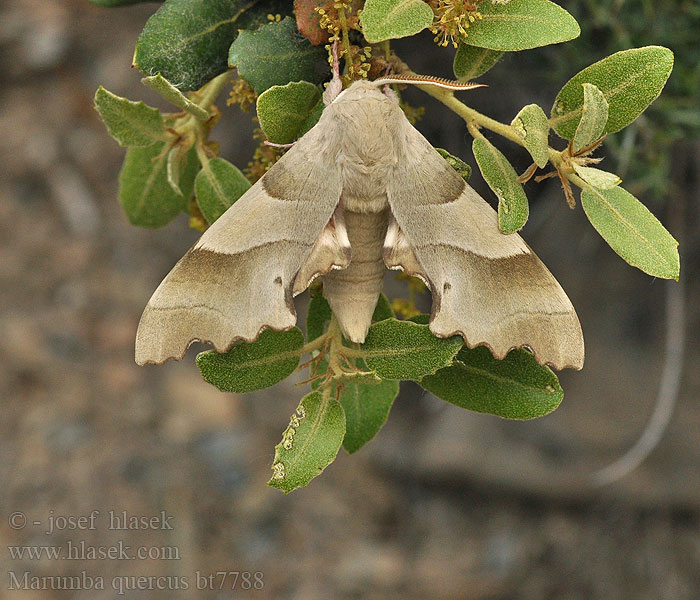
[135,76,584,371]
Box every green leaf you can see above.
[306,294,332,341]
[453,44,504,80]
[362,319,462,380]
[256,81,322,144]
[464,0,580,52]
[118,142,199,227]
[134,0,291,91]
[360,0,434,43]
[196,328,304,393]
[551,46,674,139]
[420,346,563,420]
[510,104,550,168]
[371,293,395,322]
[269,391,345,492]
[580,186,679,279]
[195,157,251,224]
[436,148,472,181]
[340,379,399,453]
[407,313,430,325]
[94,86,167,147]
[472,137,529,233]
[141,74,209,120]
[571,83,608,153]
[572,164,621,190]
[229,17,327,94]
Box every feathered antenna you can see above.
[373,74,485,91]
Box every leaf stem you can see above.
[337,4,353,75]
[298,333,328,356]
[194,70,233,112]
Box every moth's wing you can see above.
[385,125,584,370]
[135,128,343,365]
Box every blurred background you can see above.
[0,0,698,598]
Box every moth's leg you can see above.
[323,40,343,106]
[383,213,429,284]
[292,206,351,296]
[381,61,400,104]
[264,140,295,149]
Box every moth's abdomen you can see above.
[323,210,388,343]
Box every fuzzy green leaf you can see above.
[269,391,345,492]
[551,46,674,139]
[464,0,580,52]
[257,81,322,144]
[229,17,327,94]
[572,83,608,153]
[94,86,167,147]
[141,74,210,120]
[408,313,430,325]
[196,328,304,393]
[573,164,621,190]
[360,0,434,43]
[472,137,529,233]
[421,346,563,420]
[306,294,332,341]
[134,0,291,91]
[372,293,395,322]
[362,319,462,380]
[436,148,472,181]
[340,378,399,453]
[581,186,679,279]
[195,157,251,224]
[510,104,550,168]
[118,142,199,227]
[453,44,504,81]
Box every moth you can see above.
[135,75,584,371]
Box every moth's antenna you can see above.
[323,40,343,105]
[373,74,485,92]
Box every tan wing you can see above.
[135,126,343,365]
[385,123,584,370]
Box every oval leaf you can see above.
[464,0,580,51]
[195,157,251,224]
[572,83,608,153]
[551,46,674,139]
[362,319,462,380]
[134,0,290,91]
[472,137,529,233]
[511,104,550,168]
[94,87,166,147]
[453,44,504,81]
[341,379,399,453]
[257,81,322,144]
[360,0,434,43]
[572,164,620,190]
[436,148,472,181]
[196,327,304,393]
[118,142,198,227]
[269,391,345,493]
[420,346,563,420]
[229,17,327,94]
[581,186,679,279]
